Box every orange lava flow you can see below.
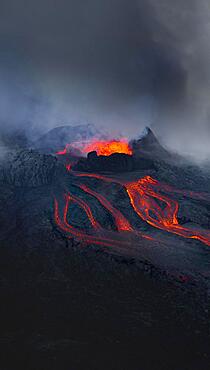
[56,147,68,155]
[54,170,210,248]
[83,139,132,156]
[66,193,102,230]
[54,196,131,248]
[66,163,72,172]
[78,184,133,231]
[75,172,115,182]
[125,176,210,247]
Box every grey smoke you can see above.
[0,0,210,160]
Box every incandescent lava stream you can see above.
[54,143,210,248]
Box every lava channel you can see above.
[54,194,133,248]
[125,176,210,247]
[54,171,210,247]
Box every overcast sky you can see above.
[0,0,210,159]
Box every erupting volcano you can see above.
[54,129,210,248]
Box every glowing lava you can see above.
[54,195,132,248]
[56,147,68,155]
[83,139,132,156]
[67,193,102,230]
[54,171,210,248]
[78,184,133,232]
[66,163,72,172]
[125,176,210,247]
[56,138,132,157]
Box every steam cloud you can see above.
[0,0,210,160]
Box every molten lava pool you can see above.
[56,138,132,157]
[83,139,132,156]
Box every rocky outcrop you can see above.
[73,151,155,172]
[0,149,62,187]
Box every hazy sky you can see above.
[0,0,210,159]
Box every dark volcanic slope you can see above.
[0,147,210,284]
[0,149,64,186]
[0,148,210,369]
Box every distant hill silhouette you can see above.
[33,124,101,153]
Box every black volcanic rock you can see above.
[0,149,63,187]
[74,152,155,172]
[132,127,170,159]
[87,150,98,160]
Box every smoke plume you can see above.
[0,0,210,160]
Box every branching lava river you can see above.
[54,169,210,248]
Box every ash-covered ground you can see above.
[0,126,209,370]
